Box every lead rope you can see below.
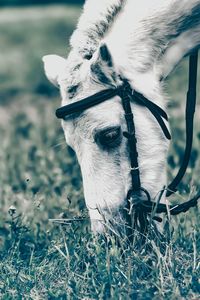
[167,50,198,196]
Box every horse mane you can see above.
[70,0,200,80]
[70,0,125,59]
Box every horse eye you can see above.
[95,126,122,149]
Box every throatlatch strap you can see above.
[166,51,198,197]
[133,91,171,140]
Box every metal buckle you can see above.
[130,166,139,171]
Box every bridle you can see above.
[55,51,199,235]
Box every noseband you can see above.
[55,51,199,234]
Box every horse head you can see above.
[43,43,169,234]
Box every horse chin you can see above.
[88,192,166,239]
[90,217,128,237]
[88,201,129,236]
[91,220,105,234]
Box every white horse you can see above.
[43,0,200,233]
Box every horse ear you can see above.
[90,44,116,85]
[98,44,113,67]
[91,44,113,69]
[42,54,67,87]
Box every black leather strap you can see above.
[120,83,141,191]
[56,88,118,119]
[166,51,198,196]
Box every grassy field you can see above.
[0,5,199,299]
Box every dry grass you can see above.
[0,5,199,299]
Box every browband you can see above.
[55,82,171,140]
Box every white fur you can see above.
[42,55,67,87]
[43,0,200,233]
[157,26,200,78]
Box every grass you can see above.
[0,4,199,299]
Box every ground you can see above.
[0,5,199,299]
